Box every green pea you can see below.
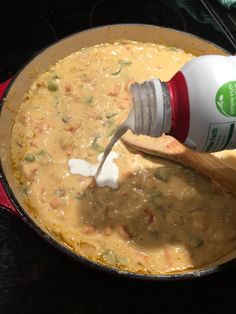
[106,112,118,119]
[84,95,94,103]
[74,193,86,200]
[154,167,171,182]
[189,235,204,248]
[111,66,121,76]
[47,80,58,91]
[108,127,116,137]
[119,59,132,66]
[61,116,70,123]
[100,249,118,266]
[24,154,35,162]
[169,47,178,52]
[151,191,163,197]
[91,136,104,153]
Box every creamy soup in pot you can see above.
[11,41,236,274]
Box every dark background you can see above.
[1,1,236,313]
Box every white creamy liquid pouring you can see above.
[95,110,134,177]
[68,151,120,189]
[68,109,134,189]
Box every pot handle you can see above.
[0,78,12,98]
[0,78,21,218]
[0,180,20,217]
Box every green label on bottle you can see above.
[216,81,236,117]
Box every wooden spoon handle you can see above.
[166,139,236,195]
[123,135,236,195]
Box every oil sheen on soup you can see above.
[11,41,236,274]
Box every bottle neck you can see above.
[130,79,172,137]
[167,71,190,143]
[130,72,190,143]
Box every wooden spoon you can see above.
[122,132,236,196]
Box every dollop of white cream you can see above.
[68,151,119,189]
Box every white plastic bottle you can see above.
[130,55,236,152]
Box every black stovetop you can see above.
[1,1,236,313]
[1,0,236,82]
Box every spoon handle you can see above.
[123,135,236,195]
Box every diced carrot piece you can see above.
[81,224,96,234]
[49,198,61,209]
[65,85,72,93]
[125,79,135,92]
[88,177,96,189]
[19,114,30,125]
[118,225,132,240]
[104,225,112,236]
[143,207,155,224]
[108,84,121,96]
